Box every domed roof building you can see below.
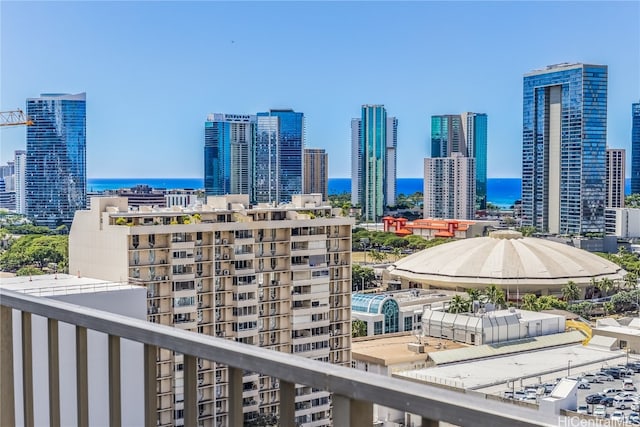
[386,230,625,297]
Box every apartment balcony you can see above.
[1,288,556,427]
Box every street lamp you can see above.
[568,360,572,377]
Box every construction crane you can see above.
[0,109,33,127]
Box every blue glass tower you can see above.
[431,113,487,210]
[632,102,640,195]
[522,63,607,234]
[353,105,388,222]
[25,93,86,229]
[254,109,304,203]
[204,114,256,196]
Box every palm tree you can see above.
[351,319,368,338]
[562,281,581,304]
[466,288,482,303]
[391,247,402,262]
[448,295,470,313]
[483,284,506,309]
[598,277,614,295]
[521,294,539,311]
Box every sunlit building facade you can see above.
[204,114,256,197]
[254,109,305,204]
[521,63,607,234]
[69,194,353,427]
[424,153,476,220]
[26,92,86,228]
[351,105,397,221]
[303,148,328,200]
[632,102,640,195]
[606,148,625,208]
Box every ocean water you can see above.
[88,177,632,210]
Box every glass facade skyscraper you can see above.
[204,113,256,196]
[521,63,607,234]
[351,105,397,222]
[632,102,640,195]
[254,109,304,203]
[26,93,86,228]
[431,113,487,210]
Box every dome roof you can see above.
[387,231,625,289]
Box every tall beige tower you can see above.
[423,153,476,220]
[303,148,328,200]
[69,194,353,427]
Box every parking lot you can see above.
[576,364,640,422]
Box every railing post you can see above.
[184,355,197,426]
[144,344,157,427]
[48,319,61,427]
[1,306,15,427]
[228,367,243,427]
[332,394,373,427]
[76,326,88,427]
[109,335,121,427]
[22,311,34,427]
[279,380,295,427]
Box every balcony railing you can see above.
[0,288,556,427]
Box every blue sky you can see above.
[1,1,638,178]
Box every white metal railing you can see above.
[0,288,557,427]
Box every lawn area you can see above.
[352,250,403,264]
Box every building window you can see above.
[404,317,413,332]
[620,340,628,349]
[374,321,382,335]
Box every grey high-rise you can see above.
[26,93,86,228]
[521,64,607,234]
[632,102,640,195]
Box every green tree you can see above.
[352,319,368,338]
[16,266,45,276]
[447,295,470,313]
[466,288,482,302]
[368,249,386,264]
[536,295,567,310]
[483,284,506,308]
[352,264,375,291]
[561,281,581,304]
[521,294,540,311]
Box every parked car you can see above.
[600,397,615,407]
[595,373,615,382]
[581,374,602,383]
[629,412,640,425]
[593,405,607,419]
[603,388,624,395]
[615,397,636,410]
[577,381,591,389]
[586,393,606,404]
[624,378,637,391]
[632,401,640,412]
[602,369,623,379]
[610,411,626,422]
[541,383,556,394]
[576,404,589,414]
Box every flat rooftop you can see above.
[396,344,624,390]
[595,325,640,337]
[0,274,141,296]
[352,333,467,366]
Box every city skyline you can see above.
[1,2,639,179]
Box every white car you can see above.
[576,405,589,414]
[593,405,606,418]
[610,411,625,422]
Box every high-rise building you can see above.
[431,113,487,210]
[462,113,488,210]
[303,148,328,200]
[351,105,397,221]
[14,150,26,214]
[632,102,640,195]
[521,63,607,234]
[204,114,256,197]
[606,148,626,208]
[423,153,476,220]
[254,109,304,204]
[350,118,362,206]
[26,93,86,228]
[69,194,353,427]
